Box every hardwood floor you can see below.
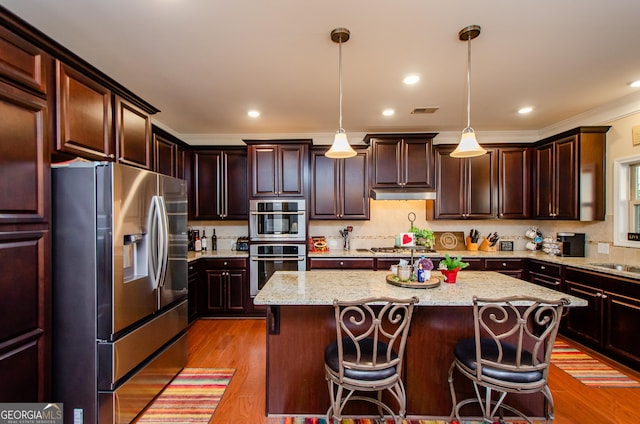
[188,318,640,424]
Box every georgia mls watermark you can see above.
[0,403,63,424]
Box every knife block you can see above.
[465,236,479,251]
[479,238,497,252]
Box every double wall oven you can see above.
[249,199,307,296]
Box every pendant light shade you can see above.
[326,28,357,159]
[450,25,486,159]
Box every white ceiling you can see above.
[2,0,640,145]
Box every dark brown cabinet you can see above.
[366,133,436,189]
[498,147,531,219]
[115,96,152,169]
[527,260,562,290]
[154,132,177,177]
[310,148,369,220]
[246,140,309,198]
[190,149,248,220]
[563,267,640,369]
[201,258,247,316]
[485,259,525,280]
[187,262,200,323]
[55,60,114,160]
[534,127,609,220]
[308,257,374,270]
[0,30,52,401]
[430,146,498,219]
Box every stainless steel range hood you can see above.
[369,188,437,200]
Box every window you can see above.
[613,155,640,247]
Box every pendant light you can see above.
[450,25,487,158]
[325,28,357,159]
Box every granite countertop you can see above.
[188,249,248,262]
[253,270,588,307]
[309,249,640,281]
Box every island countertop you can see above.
[253,270,587,307]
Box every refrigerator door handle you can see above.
[157,196,169,287]
[148,196,165,290]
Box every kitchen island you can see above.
[254,270,587,419]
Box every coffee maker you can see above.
[557,232,585,257]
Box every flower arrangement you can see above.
[409,226,435,248]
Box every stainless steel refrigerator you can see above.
[52,162,189,424]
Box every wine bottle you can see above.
[212,229,217,251]
[201,229,208,251]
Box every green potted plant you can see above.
[437,254,469,283]
[409,226,435,249]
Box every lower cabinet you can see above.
[200,258,247,316]
[527,259,563,290]
[187,261,200,323]
[563,267,640,370]
[485,259,525,280]
[308,257,374,270]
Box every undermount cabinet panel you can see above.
[366,133,436,189]
[55,60,113,160]
[310,148,369,220]
[431,146,498,219]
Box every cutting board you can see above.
[433,231,466,250]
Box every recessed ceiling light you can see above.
[630,80,640,88]
[247,110,260,118]
[382,109,395,116]
[518,106,533,114]
[403,75,420,85]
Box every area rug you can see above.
[136,367,235,423]
[551,340,640,388]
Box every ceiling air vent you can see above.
[411,107,439,114]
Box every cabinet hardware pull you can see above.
[596,292,602,297]
[601,294,608,299]
[541,266,546,270]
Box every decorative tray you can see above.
[386,274,441,289]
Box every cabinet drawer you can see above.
[485,259,523,271]
[309,258,374,270]
[205,258,246,269]
[528,260,561,277]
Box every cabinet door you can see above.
[404,139,434,188]
[564,280,602,346]
[204,270,225,313]
[227,269,246,312]
[433,148,465,218]
[534,143,554,218]
[279,144,306,196]
[554,136,578,219]
[0,230,50,401]
[341,150,370,219]
[370,139,402,188]
[187,263,199,322]
[0,82,49,224]
[153,133,177,177]
[603,291,640,367]
[310,151,339,218]
[466,149,497,218]
[191,151,222,219]
[250,145,278,197]
[224,150,248,219]
[0,26,49,95]
[498,147,530,219]
[370,137,434,188]
[115,96,152,169]
[56,61,113,160]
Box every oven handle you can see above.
[250,256,306,261]
[250,211,305,215]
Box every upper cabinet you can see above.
[430,146,498,219]
[0,26,49,96]
[115,96,152,169]
[310,147,369,220]
[190,149,248,220]
[533,126,610,220]
[365,133,437,190]
[245,140,310,198]
[152,125,190,177]
[55,60,113,161]
[498,146,531,219]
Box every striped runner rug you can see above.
[278,419,528,424]
[551,340,640,387]
[135,367,235,423]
